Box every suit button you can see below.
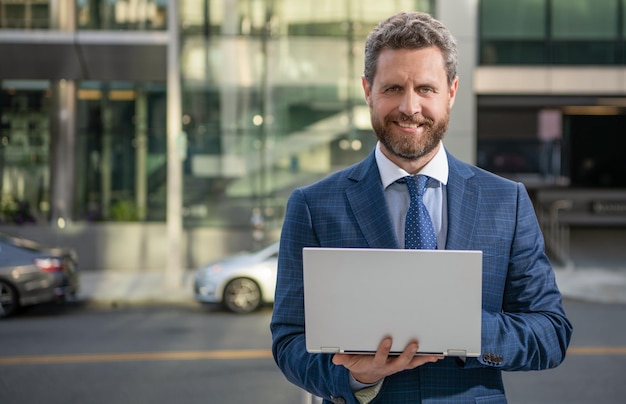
[482,353,503,365]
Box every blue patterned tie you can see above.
[402,175,437,249]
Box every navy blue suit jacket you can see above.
[270,150,572,404]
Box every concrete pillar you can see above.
[166,0,184,285]
[436,0,478,164]
[49,0,76,31]
[48,0,77,227]
[101,95,112,219]
[135,89,148,221]
[49,79,77,227]
[219,0,241,177]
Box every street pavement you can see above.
[77,264,626,308]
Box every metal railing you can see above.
[537,199,574,268]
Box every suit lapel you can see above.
[445,153,480,250]
[345,152,399,249]
[342,150,480,250]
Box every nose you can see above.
[398,90,421,116]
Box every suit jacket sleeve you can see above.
[464,181,573,371]
[270,188,357,403]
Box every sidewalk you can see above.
[78,270,198,308]
[76,266,626,308]
[553,265,626,304]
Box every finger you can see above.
[396,340,419,363]
[372,337,393,366]
[384,340,418,372]
[332,353,353,366]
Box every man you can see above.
[271,11,572,404]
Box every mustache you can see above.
[388,114,434,126]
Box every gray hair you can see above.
[363,12,458,85]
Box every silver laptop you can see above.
[303,247,482,358]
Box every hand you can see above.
[332,337,442,385]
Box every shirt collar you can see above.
[375,141,449,189]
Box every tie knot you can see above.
[403,175,429,197]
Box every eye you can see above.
[384,86,402,93]
[418,87,434,94]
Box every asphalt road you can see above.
[0,303,301,403]
[503,299,626,403]
[0,299,625,403]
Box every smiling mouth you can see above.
[395,118,430,131]
[396,121,422,129]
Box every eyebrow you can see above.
[377,80,440,91]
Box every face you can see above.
[362,47,458,172]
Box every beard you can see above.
[371,108,449,161]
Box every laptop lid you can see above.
[303,248,482,358]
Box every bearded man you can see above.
[271,11,572,404]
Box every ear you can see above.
[361,76,372,106]
[448,76,459,109]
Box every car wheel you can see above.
[223,278,261,313]
[0,281,19,319]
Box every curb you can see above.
[554,267,626,305]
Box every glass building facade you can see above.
[0,0,433,232]
[178,1,434,230]
[1,0,623,269]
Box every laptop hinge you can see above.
[321,347,340,354]
[448,349,467,362]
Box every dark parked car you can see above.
[0,233,79,318]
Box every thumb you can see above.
[332,353,349,366]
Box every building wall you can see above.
[438,0,478,164]
[2,0,623,271]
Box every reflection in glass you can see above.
[179,0,433,229]
[0,0,50,29]
[75,82,166,222]
[77,0,167,30]
[552,0,617,39]
[0,84,51,223]
[480,0,626,65]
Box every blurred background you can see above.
[0,0,624,273]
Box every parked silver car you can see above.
[193,242,278,313]
[0,233,79,318]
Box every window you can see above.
[480,0,547,64]
[551,0,620,64]
[480,0,626,65]
[0,0,49,29]
[77,0,167,30]
[0,84,51,224]
[75,82,166,222]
